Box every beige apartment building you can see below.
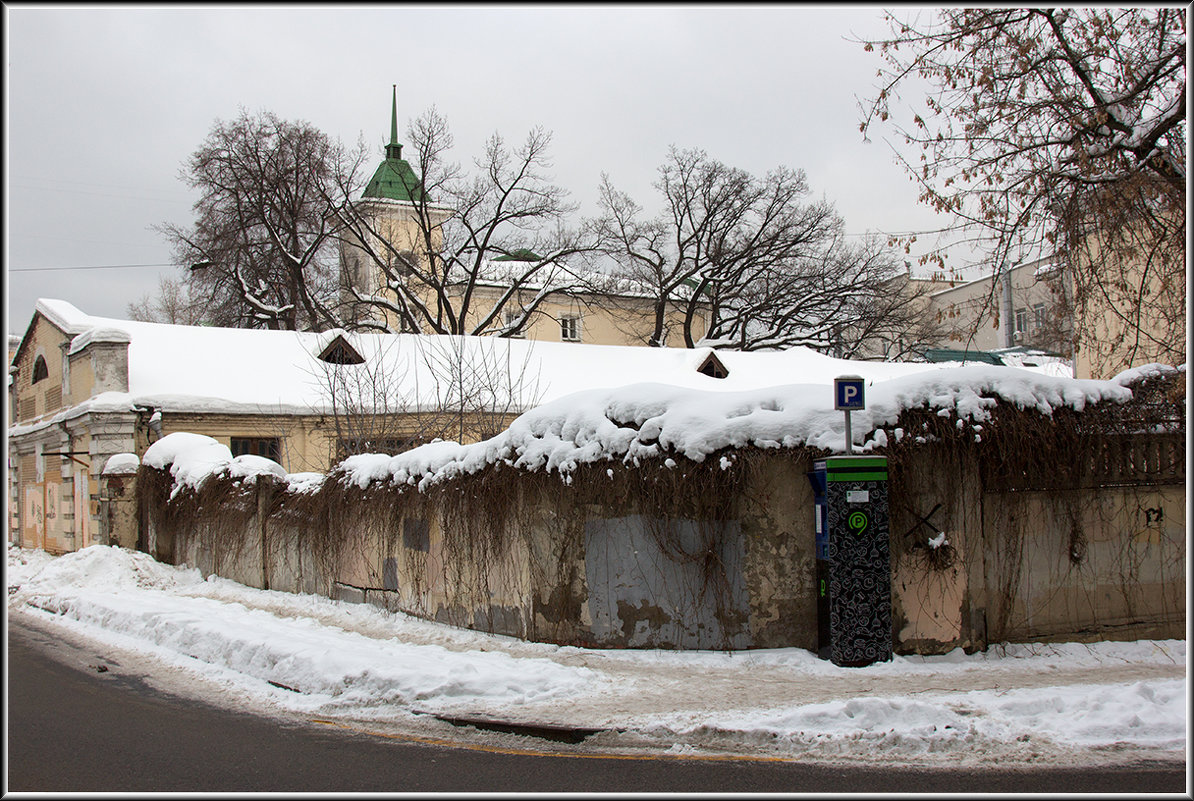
[1068,223,1186,380]
[913,257,1071,357]
[908,242,1183,381]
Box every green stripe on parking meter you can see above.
[826,457,888,482]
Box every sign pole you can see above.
[834,375,865,455]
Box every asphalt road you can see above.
[6,614,1188,794]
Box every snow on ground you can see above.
[7,544,1187,766]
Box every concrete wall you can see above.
[979,485,1185,643]
[886,444,1185,653]
[136,440,1185,654]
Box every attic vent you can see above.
[697,352,729,379]
[318,336,365,365]
[32,356,49,384]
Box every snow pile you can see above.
[340,363,1172,490]
[6,543,58,586]
[8,545,1185,764]
[649,679,1186,759]
[11,546,600,714]
[101,452,140,475]
[142,432,287,496]
[12,543,201,595]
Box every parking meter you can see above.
[812,455,892,667]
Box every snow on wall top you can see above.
[101,453,141,475]
[140,364,1180,497]
[337,363,1168,490]
[142,432,292,498]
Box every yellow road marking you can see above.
[310,718,792,763]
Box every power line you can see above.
[9,263,179,273]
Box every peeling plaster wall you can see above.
[137,444,1185,653]
[981,485,1185,643]
[584,516,749,649]
[888,445,986,654]
[738,456,817,650]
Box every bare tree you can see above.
[335,107,601,337]
[311,333,542,462]
[315,337,423,460]
[415,336,543,442]
[858,8,1185,370]
[126,276,207,325]
[596,147,924,352]
[822,254,942,360]
[159,110,365,331]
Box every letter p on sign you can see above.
[835,376,866,411]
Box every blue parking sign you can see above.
[834,376,865,410]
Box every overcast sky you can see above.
[4,4,955,334]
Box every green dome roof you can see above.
[362,86,428,204]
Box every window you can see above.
[697,353,729,379]
[31,356,49,384]
[1014,308,1028,335]
[560,315,581,343]
[230,437,281,462]
[317,336,365,365]
[336,437,420,460]
[505,311,526,338]
[1032,303,1047,330]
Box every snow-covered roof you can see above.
[24,297,980,419]
[23,297,1179,482]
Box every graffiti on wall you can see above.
[23,486,44,548]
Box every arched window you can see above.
[32,355,49,384]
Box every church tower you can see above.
[362,85,426,204]
[340,86,450,331]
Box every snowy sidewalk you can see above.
[7,544,1187,766]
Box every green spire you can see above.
[386,84,402,160]
[363,84,426,203]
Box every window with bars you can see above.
[336,437,421,460]
[230,437,282,463]
[1032,303,1047,330]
